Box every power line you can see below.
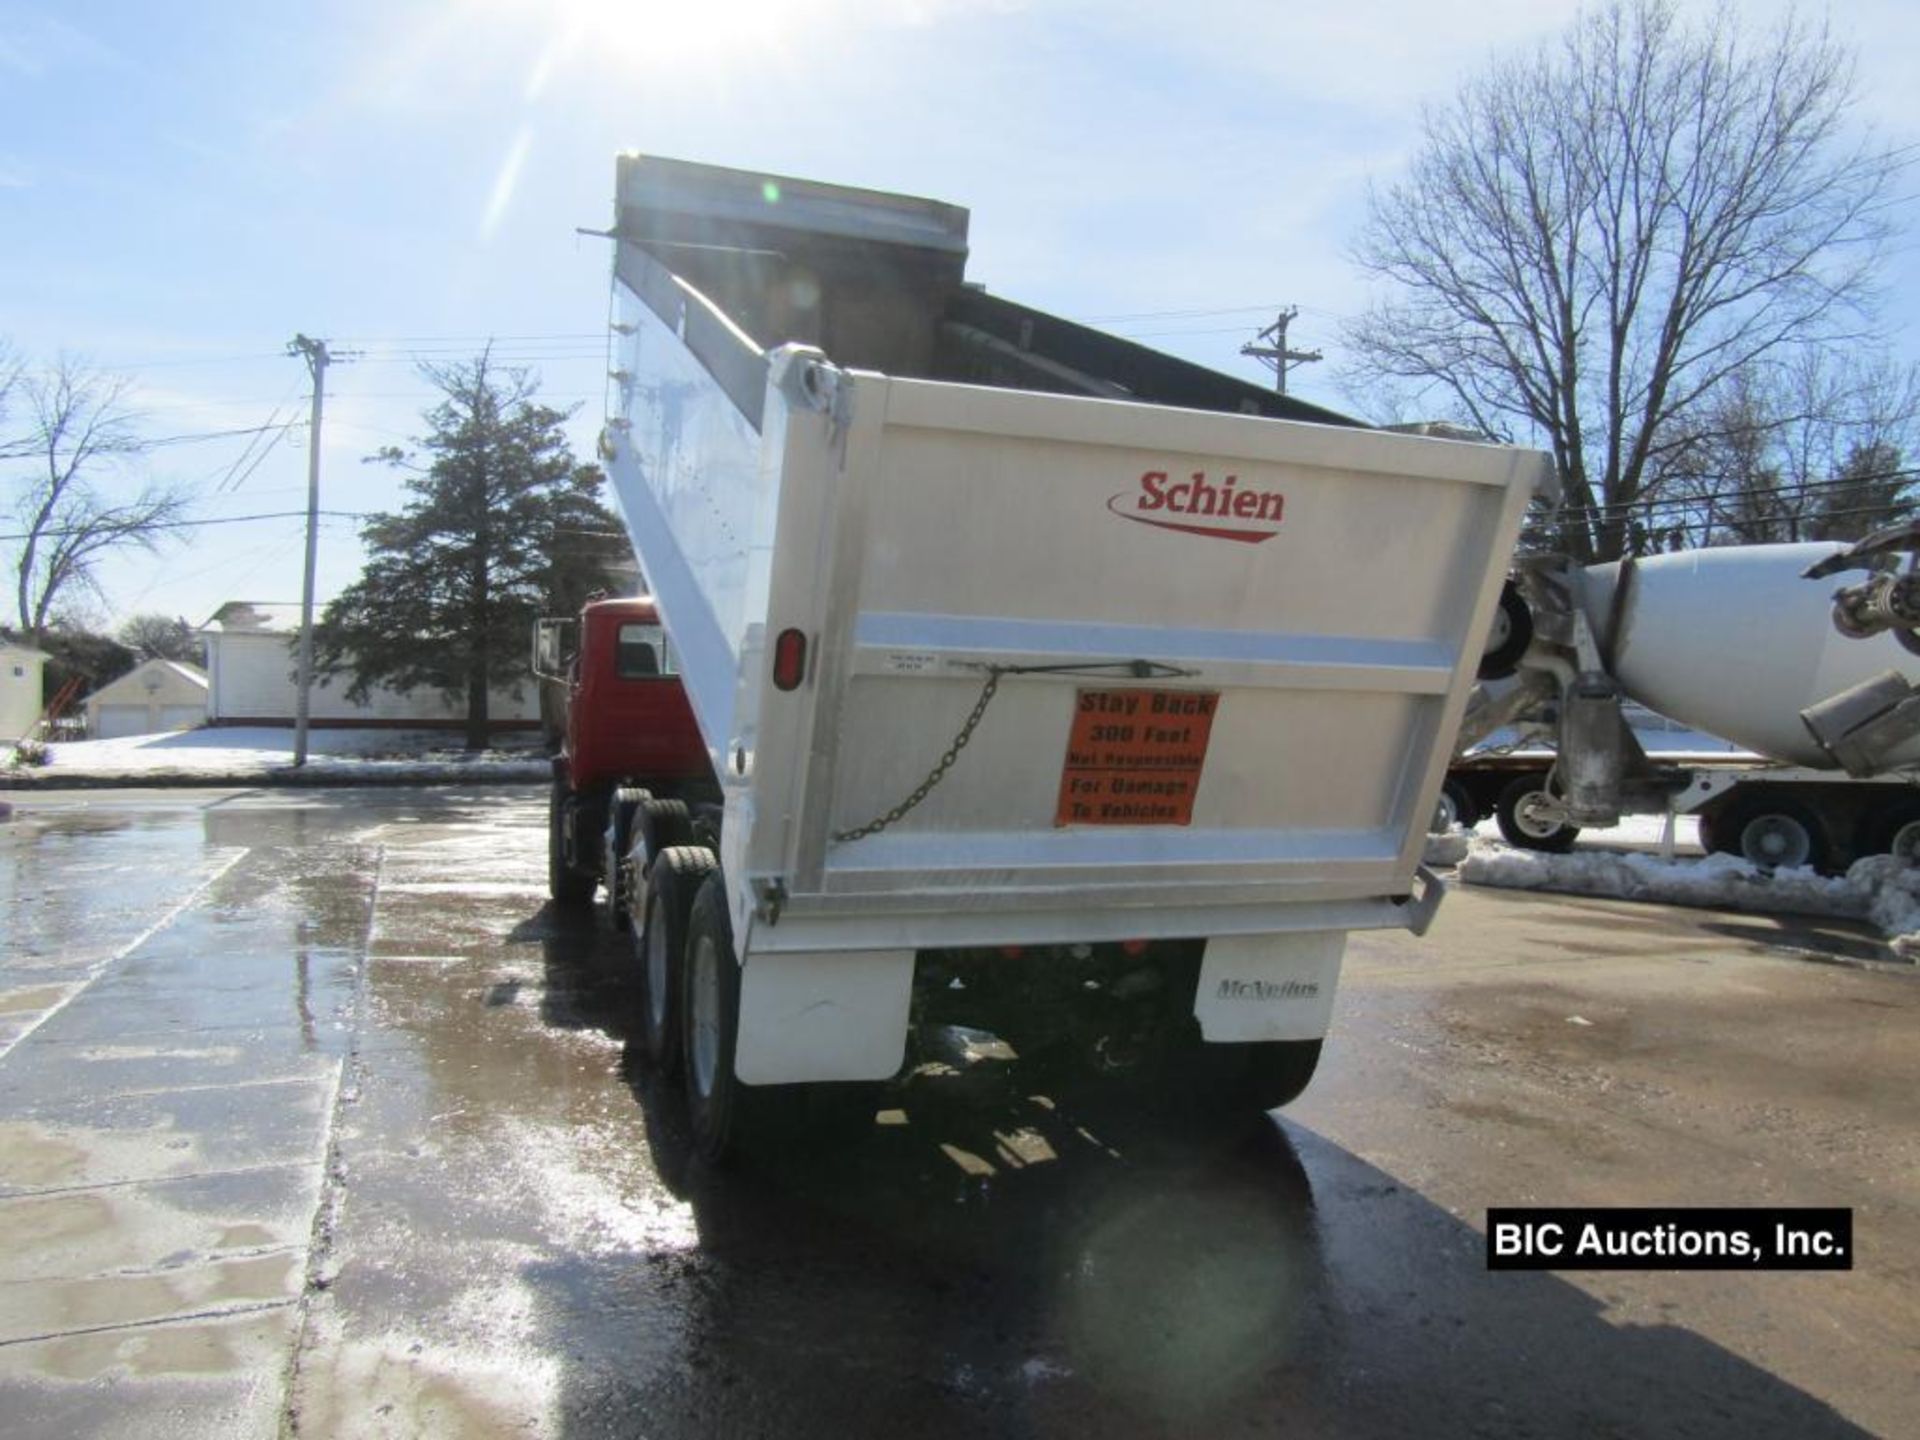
[128,390,599,411]
[323,389,596,401]
[328,331,603,342]
[137,421,305,449]
[1521,497,1920,545]
[216,413,300,495]
[1110,323,1286,340]
[121,351,292,369]
[345,353,606,365]
[1545,465,1920,522]
[1077,302,1293,324]
[210,382,309,494]
[0,509,366,543]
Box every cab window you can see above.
[615,623,675,679]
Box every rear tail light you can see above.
[772,628,807,690]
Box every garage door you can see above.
[159,704,204,731]
[96,705,152,739]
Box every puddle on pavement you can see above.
[10,1306,299,1384]
[0,983,72,1016]
[0,1164,323,1285]
[0,1252,302,1344]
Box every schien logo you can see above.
[1106,469,1286,543]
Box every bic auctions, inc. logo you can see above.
[1106,468,1287,544]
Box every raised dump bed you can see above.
[596,155,1553,1159]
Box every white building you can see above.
[85,658,209,739]
[1,636,48,741]
[200,602,540,730]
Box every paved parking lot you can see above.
[0,785,1914,1437]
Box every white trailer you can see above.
[599,156,1551,1159]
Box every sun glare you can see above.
[517,0,819,85]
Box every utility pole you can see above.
[1241,306,1323,396]
[287,334,329,768]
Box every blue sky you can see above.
[3,0,1917,631]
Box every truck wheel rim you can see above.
[1742,815,1811,868]
[1433,792,1459,831]
[1515,792,1563,840]
[645,895,669,1035]
[690,933,722,1099]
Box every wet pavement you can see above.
[0,786,1914,1438]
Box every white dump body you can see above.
[1578,544,1920,769]
[606,286,1544,940]
[602,158,1549,1083]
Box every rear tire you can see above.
[680,873,879,1165]
[1495,774,1579,853]
[1434,776,1479,831]
[1166,1037,1323,1130]
[548,778,594,909]
[635,846,716,1079]
[1197,1038,1322,1111]
[636,798,694,871]
[1861,797,1920,865]
[1477,580,1534,681]
[683,872,751,1163]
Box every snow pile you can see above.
[1423,829,1473,867]
[1851,856,1920,955]
[2,726,549,786]
[1460,840,1920,958]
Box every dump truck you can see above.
[1448,539,1920,872]
[551,155,1552,1162]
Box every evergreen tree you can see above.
[1811,442,1913,543]
[38,624,135,704]
[316,353,626,748]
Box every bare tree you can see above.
[1345,0,1902,561]
[0,342,19,439]
[1657,349,1919,546]
[117,612,202,664]
[6,357,189,644]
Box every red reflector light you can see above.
[772,628,807,690]
[1121,939,1149,956]
[998,945,1024,960]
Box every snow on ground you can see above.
[1458,839,1920,960]
[1,727,550,786]
[1465,811,1705,855]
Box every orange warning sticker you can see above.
[1055,688,1219,827]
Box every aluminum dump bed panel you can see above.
[605,262,1547,945]
[781,377,1539,907]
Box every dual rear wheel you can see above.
[633,844,712,1076]
[631,847,879,1164]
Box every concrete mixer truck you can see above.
[1446,532,1920,873]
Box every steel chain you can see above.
[831,669,1002,842]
